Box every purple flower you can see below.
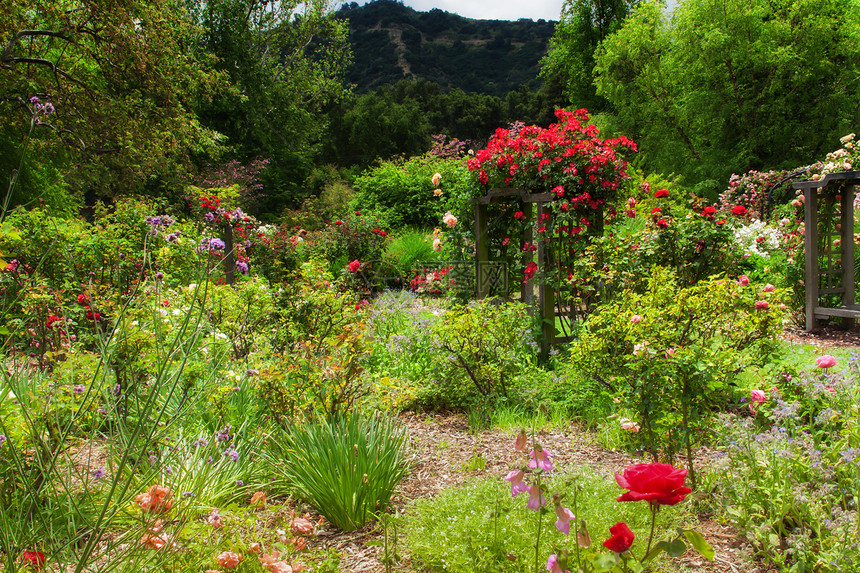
[92,468,106,480]
[194,438,209,448]
[235,480,244,486]
[155,271,164,281]
[183,491,195,498]
[73,384,85,395]
[29,96,40,104]
[166,233,178,243]
[210,238,225,250]
[216,425,232,442]
[203,212,215,223]
[0,435,6,448]
[224,449,239,462]
[165,466,172,475]
[236,261,249,275]
[112,384,122,397]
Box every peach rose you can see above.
[216,551,242,569]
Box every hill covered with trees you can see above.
[337,0,556,97]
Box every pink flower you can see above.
[208,509,223,528]
[762,283,775,292]
[347,260,361,273]
[442,211,458,228]
[750,389,767,404]
[216,551,242,569]
[631,314,642,324]
[514,430,527,451]
[526,484,546,510]
[290,517,314,535]
[755,300,769,310]
[816,355,838,369]
[546,554,571,573]
[554,505,575,535]
[736,275,750,286]
[528,446,554,472]
[505,469,529,497]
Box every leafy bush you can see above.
[417,299,539,411]
[569,267,786,482]
[352,154,473,229]
[264,412,410,531]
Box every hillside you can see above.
[336,0,556,97]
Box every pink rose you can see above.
[751,389,767,403]
[615,463,691,506]
[216,551,242,569]
[736,275,750,286]
[762,283,775,292]
[755,300,769,310]
[816,355,837,369]
[631,315,642,324]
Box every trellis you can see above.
[793,171,860,330]
[474,187,597,356]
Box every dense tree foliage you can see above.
[189,0,352,211]
[0,0,224,205]
[540,0,638,112]
[592,0,860,195]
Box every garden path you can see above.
[315,412,774,573]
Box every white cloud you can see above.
[342,0,565,21]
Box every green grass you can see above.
[404,468,691,573]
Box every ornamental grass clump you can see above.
[264,412,410,531]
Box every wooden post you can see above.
[223,222,235,285]
[475,202,489,299]
[536,201,555,359]
[804,186,818,331]
[841,183,855,329]
[521,202,534,305]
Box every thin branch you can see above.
[1,56,91,90]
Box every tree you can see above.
[0,0,225,203]
[594,0,860,194]
[540,0,639,112]
[191,0,351,178]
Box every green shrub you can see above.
[352,154,473,229]
[382,228,444,281]
[264,412,410,531]
[417,299,538,411]
[569,267,786,483]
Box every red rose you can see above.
[732,205,747,216]
[514,211,524,220]
[656,219,669,228]
[348,260,361,273]
[701,206,716,218]
[615,463,691,506]
[653,189,669,198]
[602,522,635,553]
[21,550,46,570]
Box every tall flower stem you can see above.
[645,502,659,556]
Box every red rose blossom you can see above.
[615,463,691,506]
[21,550,46,570]
[732,205,747,216]
[602,522,635,553]
[653,189,669,198]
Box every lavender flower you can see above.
[92,468,106,480]
[224,449,239,462]
[73,384,85,395]
[236,261,249,275]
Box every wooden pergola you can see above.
[793,171,860,330]
[474,187,595,357]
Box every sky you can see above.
[340,0,566,21]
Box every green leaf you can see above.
[683,530,715,561]
[591,552,620,571]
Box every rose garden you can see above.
[2,96,860,573]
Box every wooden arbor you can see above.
[474,187,591,356]
[793,171,860,330]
